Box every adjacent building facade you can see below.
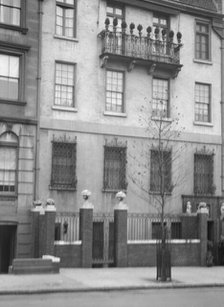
[0,0,39,272]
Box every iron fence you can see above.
[55,212,79,243]
[127,213,182,241]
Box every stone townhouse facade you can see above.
[0,0,40,272]
[35,0,224,267]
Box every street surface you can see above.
[0,287,223,307]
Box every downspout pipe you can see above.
[220,1,224,195]
[34,0,43,201]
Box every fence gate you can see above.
[92,213,114,267]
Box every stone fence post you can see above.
[31,199,56,258]
[114,191,128,267]
[80,190,93,268]
[197,202,209,266]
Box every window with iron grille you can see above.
[103,146,126,191]
[171,222,182,239]
[0,0,21,26]
[56,0,76,38]
[195,83,211,123]
[106,70,124,113]
[0,132,18,195]
[195,21,210,61]
[51,141,76,190]
[55,62,75,107]
[150,150,172,193]
[0,53,20,101]
[152,78,169,118]
[194,154,213,195]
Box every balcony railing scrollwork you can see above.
[99,18,183,76]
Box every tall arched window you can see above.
[0,131,18,195]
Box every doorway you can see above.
[0,225,16,273]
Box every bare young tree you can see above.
[129,101,186,281]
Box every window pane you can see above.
[56,3,75,37]
[195,22,210,60]
[195,83,210,122]
[0,135,17,194]
[106,70,124,112]
[0,0,21,26]
[0,54,19,100]
[152,78,169,118]
[55,63,74,107]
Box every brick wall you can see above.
[128,241,200,267]
[54,244,82,267]
[171,243,200,266]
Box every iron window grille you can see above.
[195,21,210,61]
[0,54,20,101]
[103,145,127,191]
[0,131,18,195]
[56,0,76,38]
[195,83,211,123]
[55,62,75,107]
[194,153,214,195]
[150,149,172,193]
[106,70,124,113]
[51,141,77,190]
[152,78,169,118]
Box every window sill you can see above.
[149,191,172,196]
[54,35,79,43]
[193,121,213,127]
[0,194,17,200]
[193,59,212,65]
[102,189,127,193]
[52,106,78,113]
[151,116,172,122]
[104,111,127,118]
[0,23,28,34]
[0,99,26,106]
[49,186,77,191]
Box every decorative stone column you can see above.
[114,191,128,267]
[197,202,209,266]
[80,190,93,268]
[31,199,56,258]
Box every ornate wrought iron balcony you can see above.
[99,18,183,77]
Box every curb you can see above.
[1,283,224,295]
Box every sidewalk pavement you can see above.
[1,266,224,295]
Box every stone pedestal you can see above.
[80,208,93,268]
